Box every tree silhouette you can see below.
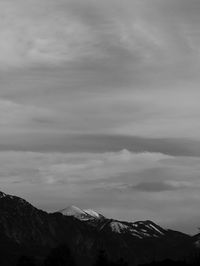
[44,244,76,266]
[17,255,36,266]
[110,258,128,266]
[94,250,109,266]
[139,258,187,266]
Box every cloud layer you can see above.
[0,0,200,233]
[1,149,200,233]
[0,0,200,139]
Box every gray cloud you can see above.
[131,181,191,192]
[0,0,200,234]
[132,181,176,192]
[0,134,200,157]
[0,0,199,141]
[0,150,200,233]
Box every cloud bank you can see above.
[0,0,200,140]
[1,149,200,233]
[0,0,200,233]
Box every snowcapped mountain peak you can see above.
[98,219,168,239]
[0,190,193,266]
[109,221,129,233]
[59,205,87,220]
[59,205,103,221]
[60,205,83,215]
[133,220,166,236]
[83,209,101,218]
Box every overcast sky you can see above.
[1,0,200,234]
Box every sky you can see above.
[1,0,200,234]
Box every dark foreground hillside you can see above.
[16,245,200,266]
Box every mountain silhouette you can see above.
[0,191,197,266]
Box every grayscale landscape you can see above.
[0,1,200,265]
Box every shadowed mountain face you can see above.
[0,191,197,266]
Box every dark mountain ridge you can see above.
[0,191,198,266]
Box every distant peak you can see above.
[83,209,101,218]
[60,205,85,215]
[59,205,103,221]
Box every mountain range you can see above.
[0,191,199,266]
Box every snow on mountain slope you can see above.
[84,209,101,218]
[100,219,168,239]
[60,205,87,218]
[0,190,193,266]
[110,221,129,233]
[59,205,103,221]
[60,206,168,239]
